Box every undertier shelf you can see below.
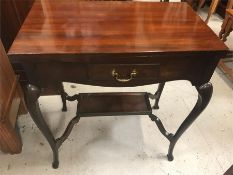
[77,92,152,117]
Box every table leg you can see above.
[26,84,81,168]
[167,82,213,161]
[222,20,233,42]
[26,82,213,165]
[25,84,59,168]
[198,0,206,9]
[219,12,230,40]
[149,82,165,109]
[205,0,220,23]
[60,83,68,112]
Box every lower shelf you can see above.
[77,92,152,117]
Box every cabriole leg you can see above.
[167,82,213,161]
[25,84,59,168]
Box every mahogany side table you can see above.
[8,1,228,168]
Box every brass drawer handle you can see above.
[111,69,137,83]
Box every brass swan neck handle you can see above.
[111,69,137,83]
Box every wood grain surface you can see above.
[8,1,228,57]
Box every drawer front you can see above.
[35,63,88,87]
[88,64,160,86]
[18,58,206,89]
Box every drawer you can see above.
[35,63,88,87]
[88,64,160,85]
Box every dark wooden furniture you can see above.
[0,0,33,154]
[219,9,233,41]
[0,40,26,154]
[199,0,221,23]
[219,8,233,81]
[0,0,34,52]
[218,58,233,81]
[8,1,228,168]
[165,0,229,23]
[199,0,233,23]
[224,165,233,175]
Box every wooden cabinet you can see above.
[0,40,26,154]
[0,0,34,52]
[0,0,33,154]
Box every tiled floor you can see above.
[1,3,232,175]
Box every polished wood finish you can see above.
[0,41,26,154]
[77,92,151,116]
[8,1,228,168]
[9,1,227,55]
[12,53,224,90]
[0,0,34,52]
[8,1,228,90]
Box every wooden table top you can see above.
[9,1,228,56]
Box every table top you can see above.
[9,0,228,57]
